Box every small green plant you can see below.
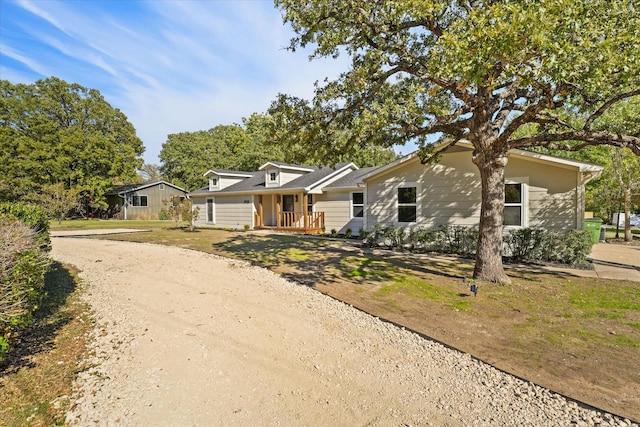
[331,228,338,237]
[345,228,353,238]
[244,224,251,231]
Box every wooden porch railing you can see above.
[255,211,325,233]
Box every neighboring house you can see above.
[189,142,603,234]
[105,180,188,220]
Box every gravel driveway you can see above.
[51,238,636,426]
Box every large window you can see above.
[206,198,214,223]
[504,183,523,226]
[398,187,417,222]
[352,192,364,218]
[131,195,148,207]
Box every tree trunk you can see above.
[472,151,511,284]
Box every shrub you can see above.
[0,218,51,361]
[0,202,50,249]
[504,227,545,261]
[345,228,353,238]
[539,229,593,265]
[363,224,406,249]
[363,222,593,267]
[432,225,477,256]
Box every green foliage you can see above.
[0,77,144,204]
[504,228,546,261]
[161,196,199,230]
[0,216,51,361]
[0,202,50,246]
[159,113,398,191]
[539,230,594,265]
[363,224,406,249]
[29,183,82,224]
[160,122,270,191]
[366,224,593,265]
[272,0,639,283]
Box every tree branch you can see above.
[583,89,640,131]
[510,131,640,156]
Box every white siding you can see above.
[315,191,363,235]
[191,195,253,229]
[506,157,578,230]
[215,195,254,229]
[191,197,208,227]
[366,152,481,229]
[365,150,581,232]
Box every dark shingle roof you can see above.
[325,166,379,189]
[104,180,187,196]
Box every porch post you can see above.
[303,193,309,231]
[276,195,281,228]
[258,195,264,227]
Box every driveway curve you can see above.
[51,238,634,426]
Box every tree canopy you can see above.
[159,113,397,191]
[0,77,144,209]
[270,0,640,283]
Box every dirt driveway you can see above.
[51,238,634,426]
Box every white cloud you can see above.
[3,0,352,164]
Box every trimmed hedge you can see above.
[0,203,51,361]
[363,224,594,266]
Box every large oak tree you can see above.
[0,77,144,210]
[269,0,640,283]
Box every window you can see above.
[504,183,523,226]
[206,198,214,223]
[398,187,417,222]
[307,194,313,213]
[211,178,217,186]
[352,192,364,218]
[131,195,148,207]
[269,172,277,182]
[159,183,165,190]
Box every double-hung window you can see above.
[397,187,417,223]
[504,182,524,226]
[352,192,364,218]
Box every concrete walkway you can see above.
[588,242,640,282]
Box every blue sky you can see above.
[1,0,375,164]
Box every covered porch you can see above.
[254,193,325,234]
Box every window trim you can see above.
[396,183,420,224]
[351,192,364,219]
[131,194,148,207]
[504,178,528,228]
[159,183,165,190]
[210,177,219,191]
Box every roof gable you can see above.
[258,162,315,173]
[105,180,187,196]
[361,140,604,182]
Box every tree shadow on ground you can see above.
[212,234,473,288]
[0,262,77,375]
